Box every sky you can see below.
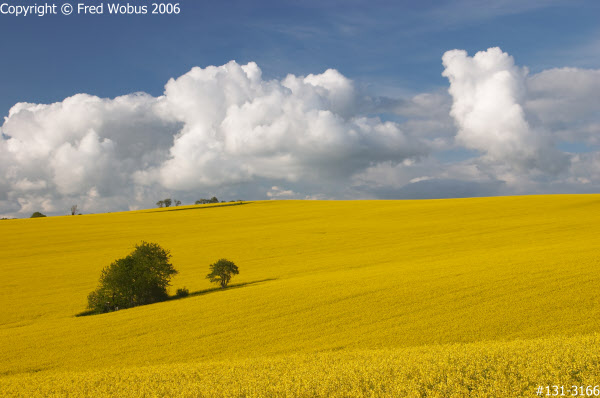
[1,0,600,216]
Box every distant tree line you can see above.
[156,198,182,208]
[24,206,79,218]
[27,196,246,219]
[156,198,171,208]
[195,197,219,205]
[155,196,242,208]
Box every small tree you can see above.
[87,242,178,313]
[71,205,78,215]
[210,196,219,203]
[206,258,239,288]
[31,212,46,218]
[156,200,164,208]
[163,198,172,207]
[174,200,181,206]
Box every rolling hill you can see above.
[1,196,600,396]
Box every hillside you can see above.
[1,196,600,395]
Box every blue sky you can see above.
[2,0,598,115]
[1,0,600,216]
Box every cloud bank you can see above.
[0,61,428,216]
[1,48,600,216]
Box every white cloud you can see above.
[0,61,428,216]
[410,176,433,183]
[2,52,600,217]
[442,47,569,175]
[267,186,298,198]
[133,61,428,191]
[0,91,177,216]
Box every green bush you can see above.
[87,242,178,313]
[176,287,189,297]
[31,212,46,218]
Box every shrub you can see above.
[31,212,46,218]
[176,287,190,297]
[87,242,178,313]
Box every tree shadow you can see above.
[75,278,276,317]
[166,278,277,301]
[75,309,97,317]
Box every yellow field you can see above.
[1,196,600,396]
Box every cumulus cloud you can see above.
[0,61,428,216]
[134,61,428,190]
[0,92,177,215]
[2,51,600,217]
[442,47,569,174]
[352,48,600,199]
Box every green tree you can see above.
[206,258,239,288]
[156,200,164,208]
[163,198,172,207]
[87,242,178,313]
[31,212,46,218]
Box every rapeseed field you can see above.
[1,196,600,396]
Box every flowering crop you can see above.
[1,196,599,395]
